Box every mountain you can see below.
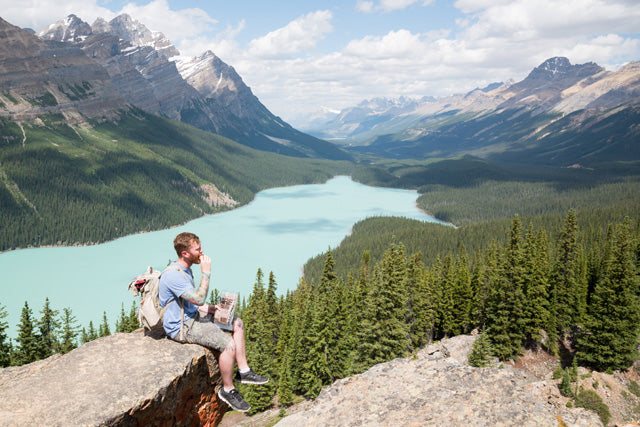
[0,16,127,121]
[305,57,640,166]
[300,96,436,144]
[35,14,351,160]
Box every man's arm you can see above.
[181,255,212,306]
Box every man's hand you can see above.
[200,254,211,274]
[197,304,219,314]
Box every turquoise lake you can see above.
[1,176,446,338]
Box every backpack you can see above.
[128,265,186,335]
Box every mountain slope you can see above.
[0,107,351,252]
[0,17,126,121]
[306,57,640,166]
[36,14,351,160]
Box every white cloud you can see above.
[1,0,115,31]
[247,10,333,59]
[344,30,423,59]
[357,0,434,13]
[120,0,217,41]
[458,0,640,41]
[356,1,375,13]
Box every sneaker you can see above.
[218,387,250,412]
[234,368,269,385]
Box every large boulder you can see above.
[275,335,602,427]
[0,331,226,426]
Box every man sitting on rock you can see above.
[159,232,268,412]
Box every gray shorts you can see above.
[174,312,233,352]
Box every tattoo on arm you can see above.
[180,273,210,306]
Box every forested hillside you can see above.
[0,110,352,251]
[226,208,640,413]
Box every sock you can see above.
[239,367,250,374]
[223,387,234,392]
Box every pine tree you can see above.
[288,278,316,394]
[274,296,295,407]
[306,252,341,390]
[437,254,456,337]
[521,227,550,350]
[116,304,128,333]
[358,244,410,366]
[296,284,323,397]
[451,247,473,335]
[0,303,11,367]
[59,307,80,354]
[468,331,493,367]
[552,209,582,334]
[98,311,111,337]
[577,218,640,371]
[36,298,60,359]
[486,215,525,361]
[471,242,501,331]
[241,269,276,413]
[127,301,139,332]
[15,301,38,365]
[406,252,436,349]
[208,287,221,305]
[87,321,98,342]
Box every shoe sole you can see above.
[235,378,269,385]
[217,390,250,412]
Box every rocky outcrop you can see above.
[0,332,227,426]
[275,335,603,427]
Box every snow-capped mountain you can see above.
[34,14,350,160]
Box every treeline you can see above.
[0,299,139,367]
[304,174,640,284]
[233,210,639,413]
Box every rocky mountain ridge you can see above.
[0,17,126,122]
[303,57,640,165]
[0,14,349,160]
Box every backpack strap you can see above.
[162,265,190,341]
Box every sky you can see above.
[1,0,639,125]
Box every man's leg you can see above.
[232,317,269,385]
[232,318,249,370]
[219,341,236,390]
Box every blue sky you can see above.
[2,0,639,125]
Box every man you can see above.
[159,232,268,412]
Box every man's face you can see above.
[182,240,203,265]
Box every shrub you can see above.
[468,332,492,367]
[553,365,564,379]
[629,380,640,398]
[575,389,611,426]
[559,368,574,397]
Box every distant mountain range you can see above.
[0,14,351,160]
[303,57,640,166]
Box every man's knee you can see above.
[222,339,236,355]
[233,317,244,331]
